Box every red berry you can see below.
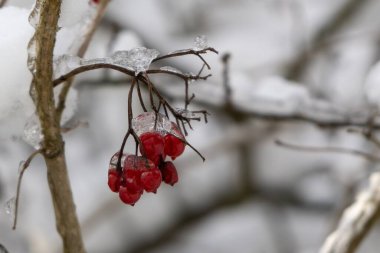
[140,168,162,193]
[161,161,179,186]
[164,134,185,160]
[91,0,100,4]
[139,132,165,165]
[123,169,143,193]
[124,155,156,170]
[108,169,122,192]
[119,185,142,206]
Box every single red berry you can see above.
[119,185,142,206]
[123,169,144,193]
[140,168,162,193]
[161,161,179,186]
[139,132,165,165]
[108,169,122,192]
[164,134,185,160]
[91,0,100,4]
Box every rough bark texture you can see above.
[32,1,86,252]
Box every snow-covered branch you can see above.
[320,172,380,253]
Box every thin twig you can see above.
[275,139,380,162]
[12,149,42,230]
[222,53,232,104]
[136,79,147,112]
[152,47,218,65]
[56,0,111,121]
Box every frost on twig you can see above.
[319,172,380,253]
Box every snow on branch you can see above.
[319,172,380,253]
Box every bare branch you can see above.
[57,0,113,121]
[319,172,380,253]
[12,149,42,230]
[275,139,380,162]
[152,47,218,67]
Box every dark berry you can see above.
[119,185,142,206]
[108,169,122,192]
[164,134,185,160]
[139,132,165,165]
[161,161,179,186]
[140,168,162,193]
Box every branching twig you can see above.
[56,0,111,121]
[275,139,380,162]
[152,47,218,68]
[12,149,42,230]
[319,172,380,253]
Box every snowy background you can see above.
[2,0,380,252]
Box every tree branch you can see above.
[30,0,86,252]
[275,139,380,162]
[319,172,380,253]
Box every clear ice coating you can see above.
[18,161,26,173]
[193,35,208,50]
[132,112,171,136]
[109,152,127,168]
[22,114,43,149]
[124,155,155,170]
[111,47,160,75]
[28,0,42,29]
[160,66,183,75]
[175,108,197,118]
[53,55,81,79]
[5,197,16,219]
[168,122,185,140]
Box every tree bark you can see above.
[32,0,86,252]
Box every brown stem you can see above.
[31,0,86,252]
[12,150,42,230]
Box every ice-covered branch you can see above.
[319,172,380,253]
[27,0,86,252]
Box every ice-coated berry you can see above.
[108,169,122,192]
[140,168,162,193]
[164,134,185,160]
[119,185,142,206]
[139,132,165,165]
[161,161,179,186]
[123,154,156,170]
[124,169,144,193]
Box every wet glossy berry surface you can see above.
[161,161,179,186]
[141,168,162,193]
[164,134,185,160]
[139,132,165,165]
[108,169,121,192]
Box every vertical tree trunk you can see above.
[32,1,86,252]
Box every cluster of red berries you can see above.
[107,118,186,206]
